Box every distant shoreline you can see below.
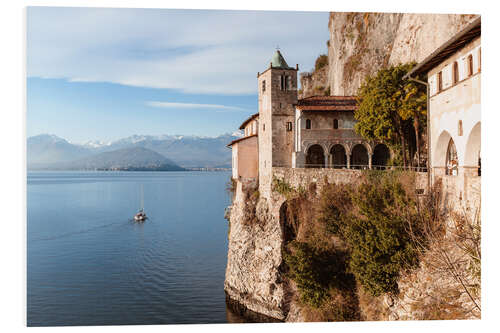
[27,168,231,172]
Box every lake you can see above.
[27,171,244,326]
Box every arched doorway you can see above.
[446,138,458,175]
[372,144,390,169]
[465,122,481,176]
[306,144,325,168]
[351,144,368,169]
[330,144,347,169]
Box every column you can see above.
[369,153,373,170]
[347,154,351,169]
[324,153,329,169]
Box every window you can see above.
[262,80,266,93]
[437,71,443,92]
[453,61,459,84]
[263,124,265,131]
[478,47,481,72]
[286,122,293,131]
[305,119,311,129]
[333,119,339,129]
[468,54,473,77]
[458,120,463,136]
[280,75,285,90]
[286,76,291,90]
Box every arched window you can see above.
[453,61,459,84]
[333,119,339,129]
[468,54,474,77]
[458,120,463,136]
[478,47,481,72]
[446,138,458,176]
[437,71,443,92]
[306,119,311,129]
[262,80,266,93]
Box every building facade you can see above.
[406,17,481,210]
[229,50,392,198]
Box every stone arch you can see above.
[306,144,325,168]
[351,144,369,169]
[464,122,481,175]
[280,201,298,244]
[372,143,390,169]
[433,130,453,167]
[446,138,459,176]
[330,144,347,169]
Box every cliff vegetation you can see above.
[275,172,480,321]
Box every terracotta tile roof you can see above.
[227,134,258,147]
[239,113,259,130]
[296,96,358,111]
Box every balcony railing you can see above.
[292,164,428,172]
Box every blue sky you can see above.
[27,7,329,143]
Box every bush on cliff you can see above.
[314,54,328,72]
[319,172,421,297]
[284,241,354,308]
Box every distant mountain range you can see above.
[27,133,241,170]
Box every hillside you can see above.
[50,147,185,171]
[27,134,92,166]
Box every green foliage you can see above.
[273,176,307,200]
[284,241,353,308]
[354,63,427,166]
[272,176,294,196]
[314,54,328,72]
[319,172,421,297]
[318,183,353,236]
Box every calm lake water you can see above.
[27,171,242,326]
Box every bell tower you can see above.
[257,49,298,198]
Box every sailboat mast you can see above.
[140,184,144,210]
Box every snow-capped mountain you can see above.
[27,133,240,169]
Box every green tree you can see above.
[354,63,427,168]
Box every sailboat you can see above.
[134,184,147,222]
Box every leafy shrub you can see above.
[318,183,353,236]
[314,54,328,72]
[272,176,299,199]
[284,241,354,308]
[347,172,420,296]
[318,172,421,297]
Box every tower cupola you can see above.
[270,50,295,70]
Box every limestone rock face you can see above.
[224,188,287,320]
[299,64,329,99]
[327,12,477,96]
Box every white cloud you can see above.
[146,101,247,111]
[27,7,329,95]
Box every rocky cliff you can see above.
[326,12,477,96]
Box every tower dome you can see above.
[270,50,294,69]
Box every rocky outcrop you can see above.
[299,64,329,99]
[224,180,288,320]
[327,12,477,95]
